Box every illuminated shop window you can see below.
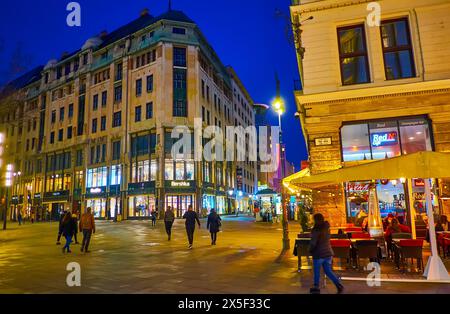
[341,117,432,162]
[86,167,107,188]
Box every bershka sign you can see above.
[371,132,398,147]
[171,181,191,187]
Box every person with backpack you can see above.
[79,207,96,253]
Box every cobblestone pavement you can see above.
[0,216,449,294]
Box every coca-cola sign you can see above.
[347,183,370,192]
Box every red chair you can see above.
[443,238,450,258]
[398,239,424,272]
[351,232,371,239]
[331,239,352,270]
[345,227,362,233]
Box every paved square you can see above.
[0,217,449,294]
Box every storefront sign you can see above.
[34,193,41,199]
[413,178,425,187]
[371,132,398,147]
[314,137,332,146]
[89,187,104,194]
[171,181,191,187]
[347,183,370,192]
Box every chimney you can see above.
[140,8,149,17]
[99,30,108,39]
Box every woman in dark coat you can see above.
[61,212,76,253]
[207,209,222,245]
[309,213,344,294]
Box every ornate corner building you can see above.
[290,0,450,226]
[0,9,257,221]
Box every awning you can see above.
[283,150,450,281]
[282,167,312,192]
[286,151,450,189]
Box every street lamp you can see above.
[272,93,289,250]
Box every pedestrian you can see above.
[151,210,157,227]
[61,212,76,253]
[17,209,23,226]
[79,207,96,253]
[183,205,201,249]
[56,210,67,245]
[207,209,221,245]
[309,213,344,294]
[71,211,79,244]
[164,206,175,241]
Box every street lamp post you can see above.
[272,94,289,250]
[3,164,13,230]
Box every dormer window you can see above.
[173,27,186,35]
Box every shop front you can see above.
[216,191,226,214]
[165,180,196,218]
[127,181,156,219]
[108,184,121,219]
[42,190,70,221]
[85,186,107,219]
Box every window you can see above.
[68,103,73,118]
[131,134,156,157]
[101,143,106,162]
[202,80,205,98]
[337,24,370,85]
[110,165,121,185]
[101,116,106,131]
[114,85,122,103]
[165,159,174,180]
[173,47,187,67]
[76,150,83,167]
[172,27,186,35]
[146,102,153,119]
[101,91,107,107]
[51,110,56,123]
[380,18,415,80]
[112,140,121,161]
[86,167,107,188]
[146,75,153,92]
[113,111,121,127]
[92,118,98,133]
[135,106,142,122]
[136,79,142,96]
[173,68,187,117]
[67,126,73,139]
[58,129,63,141]
[83,54,88,65]
[93,94,99,111]
[341,117,432,162]
[115,63,123,81]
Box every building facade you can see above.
[290,0,450,226]
[0,9,257,220]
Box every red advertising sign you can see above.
[414,179,425,187]
[347,183,370,192]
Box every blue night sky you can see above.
[0,0,307,168]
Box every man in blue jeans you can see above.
[309,213,344,294]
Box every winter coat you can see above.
[164,210,175,222]
[309,221,333,259]
[207,213,221,233]
[80,213,96,232]
[183,210,200,227]
[62,216,77,237]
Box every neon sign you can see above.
[371,132,398,147]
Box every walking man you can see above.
[56,210,67,245]
[164,206,175,241]
[183,205,201,249]
[61,212,76,253]
[207,209,221,245]
[79,207,96,253]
